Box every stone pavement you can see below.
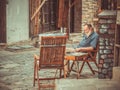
[55,78,120,90]
[0,47,97,90]
[0,33,119,90]
[0,49,39,90]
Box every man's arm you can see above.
[75,46,94,52]
[75,33,99,52]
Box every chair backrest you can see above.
[88,43,99,61]
[39,35,67,69]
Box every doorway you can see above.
[0,0,6,43]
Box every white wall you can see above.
[6,0,29,44]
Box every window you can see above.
[101,0,117,10]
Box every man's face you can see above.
[84,25,90,34]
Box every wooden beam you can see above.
[31,0,47,21]
[115,44,120,48]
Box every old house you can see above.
[0,0,99,44]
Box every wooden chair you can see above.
[78,44,99,75]
[66,44,99,78]
[33,35,67,90]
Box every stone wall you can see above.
[82,0,98,30]
[98,10,116,79]
[74,0,98,32]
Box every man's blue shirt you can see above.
[77,32,99,49]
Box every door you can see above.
[41,0,58,32]
[0,0,6,43]
[29,0,58,36]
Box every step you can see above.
[112,66,120,82]
[55,78,120,90]
[0,43,7,49]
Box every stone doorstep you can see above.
[55,85,96,90]
[0,43,7,45]
[112,66,120,81]
[0,43,7,49]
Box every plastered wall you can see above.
[6,0,29,44]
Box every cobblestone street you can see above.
[0,47,98,90]
[0,33,82,90]
[1,0,120,89]
[0,33,97,90]
[0,33,119,90]
[0,49,39,90]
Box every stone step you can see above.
[112,66,120,82]
[55,78,120,90]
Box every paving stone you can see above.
[56,79,120,90]
[56,85,97,90]
[113,67,120,81]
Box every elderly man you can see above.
[64,23,99,77]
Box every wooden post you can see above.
[67,0,71,39]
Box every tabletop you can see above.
[65,52,88,61]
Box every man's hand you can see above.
[75,48,81,52]
[66,48,76,52]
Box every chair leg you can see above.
[93,61,99,73]
[64,60,70,78]
[60,69,61,78]
[67,61,70,72]
[33,60,37,86]
[74,62,80,79]
[94,61,98,68]
[86,62,95,74]
[69,61,75,74]
[69,61,82,78]
[79,61,85,75]
[37,65,40,90]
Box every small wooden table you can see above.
[64,52,88,78]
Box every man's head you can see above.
[84,24,93,34]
